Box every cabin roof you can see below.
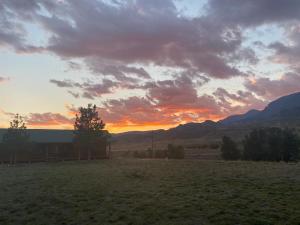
[0,129,74,143]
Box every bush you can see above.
[146,148,153,158]
[167,144,184,159]
[154,149,167,158]
[220,136,240,160]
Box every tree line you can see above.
[221,127,300,162]
[133,144,185,159]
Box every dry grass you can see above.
[0,159,299,225]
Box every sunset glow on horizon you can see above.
[1,0,300,133]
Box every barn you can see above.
[0,129,110,163]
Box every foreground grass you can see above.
[0,160,299,225]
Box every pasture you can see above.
[0,160,299,225]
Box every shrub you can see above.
[220,136,240,160]
[167,144,184,159]
[146,148,153,158]
[154,149,167,158]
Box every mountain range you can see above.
[114,92,300,143]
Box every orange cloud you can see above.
[26,113,74,129]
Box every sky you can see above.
[0,0,300,133]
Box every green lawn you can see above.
[0,160,299,225]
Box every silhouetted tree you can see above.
[0,143,5,164]
[220,136,240,160]
[267,128,283,161]
[243,127,299,162]
[73,104,106,160]
[243,129,269,161]
[282,129,299,162]
[2,114,30,164]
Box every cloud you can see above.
[244,73,300,100]
[45,0,242,78]
[213,88,266,114]
[50,78,116,99]
[0,77,9,83]
[67,61,81,71]
[0,0,48,52]
[208,0,300,26]
[51,71,274,130]
[81,79,116,99]
[97,96,179,131]
[269,24,300,69]
[2,0,300,79]
[0,0,248,79]
[3,0,300,132]
[87,59,151,82]
[1,109,74,129]
[67,90,80,99]
[95,75,225,130]
[146,74,219,115]
[0,109,14,117]
[49,79,76,88]
[26,112,74,127]
[96,85,269,131]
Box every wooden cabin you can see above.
[0,129,110,163]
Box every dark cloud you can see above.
[229,48,259,65]
[269,25,300,69]
[50,69,210,100]
[81,79,116,99]
[67,90,80,98]
[50,78,116,99]
[2,0,300,79]
[87,59,151,81]
[1,0,243,79]
[0,0,47,52]
[208,0,300,26]
[50,79,76,88]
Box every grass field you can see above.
[0,160,299,225]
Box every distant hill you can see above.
[114,92,300,143]
[219,109,260,125]
[220,92,300,126]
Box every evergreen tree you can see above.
[243,127,299,162]
[267,128,283,161]
[73,104,107,160]
[220,136,240,160]
[243,129,270,161]
[2,114,30,164]
[282,129,299,162]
